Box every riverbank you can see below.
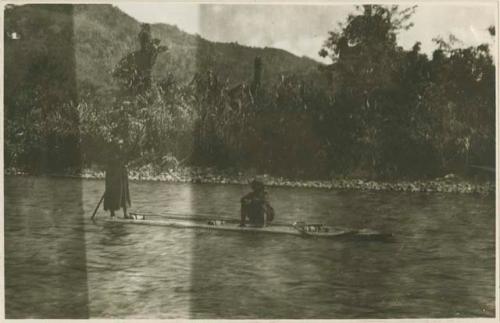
[5,165,495,194]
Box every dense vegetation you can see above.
[4,4,495,180]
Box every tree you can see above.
[319,5,417,177]
[113,23,167,96]
[423,37,495,172]
[76,24,170,165]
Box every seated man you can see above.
[240,180,275,227]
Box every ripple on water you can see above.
[4,177,496,319]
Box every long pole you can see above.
[91,192,105,220]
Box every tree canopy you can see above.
[4,4,496,180]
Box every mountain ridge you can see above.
[5,3,326,98]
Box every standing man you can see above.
[104,155,131,218]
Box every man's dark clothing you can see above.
[104,161,131,212]
[240,190,275,226]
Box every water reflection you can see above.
[189,185,495,319]
[100,222,133,246]
[5,177,89,318]
[4,177,495,318]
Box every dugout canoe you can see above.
[99,212,393,241]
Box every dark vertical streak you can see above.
[4,4,88,318]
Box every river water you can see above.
[4,176,496,319]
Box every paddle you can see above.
[91,192,106,220]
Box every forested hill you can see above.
[5,4,494,179]
[6,3,324,97]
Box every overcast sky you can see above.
[116,2,496,63]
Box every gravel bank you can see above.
[5,166,494,194]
